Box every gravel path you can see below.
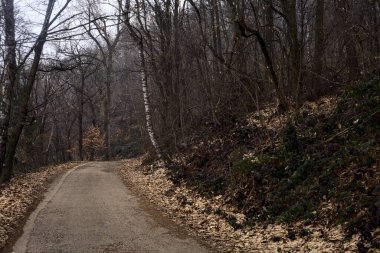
[12,162,211,253]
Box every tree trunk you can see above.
[139,43,164,163]
[3,0,56,182]
[265,0,274,58]
[0,0,17,184]
[311,0,325,98]
[370,0,380,64]
[78,71,85,161]
[104,55,112,160]
[337,0,360,81]
[173,0,183,139]
[283,0,301,101]
[212,0,223,58]
[238,16,288,112]
[345,40,360,81]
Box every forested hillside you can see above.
[0,0,379,252]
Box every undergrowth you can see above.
[164,77,380,251]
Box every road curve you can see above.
[12,162,212,253]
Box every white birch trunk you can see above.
[139,45,164,163]
[45,123,54,153]
[124,0,167,166]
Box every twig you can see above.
[325,107,380,143]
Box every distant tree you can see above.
[83,126,105,161]
[84,0,123,160]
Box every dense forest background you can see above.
[1,0,378,172]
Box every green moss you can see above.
[232,153,279,176]
[232,158,256,174]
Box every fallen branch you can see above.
[325,107,380,143]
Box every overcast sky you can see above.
[14,0,118,58]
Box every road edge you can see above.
[10,163,89,253]
[117,159,219,253]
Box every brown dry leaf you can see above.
[119,157,359,253]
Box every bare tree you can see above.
[0,0,16,183]
[2,0,73,183]
[123,0,166,164]
[85,0,123,160]
[1,0,379,181]
[311,0,325,98]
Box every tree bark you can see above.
[311,0,325,98]
[78,71,85,161]
[238,17,288,112]
[124,0,167,164]
[173,0,183,139]
[3,0,59,182]
[104,54,112,160]
[0,0,17,184]
[337,0,360,81]
[282,0,301,101]
[139,44,164,162]
[265,0,274,58]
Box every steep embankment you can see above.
[120,158,358,252]
[122,78,379,252]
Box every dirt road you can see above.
[12,162,212,253]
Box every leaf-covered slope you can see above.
[166,77,380,252]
